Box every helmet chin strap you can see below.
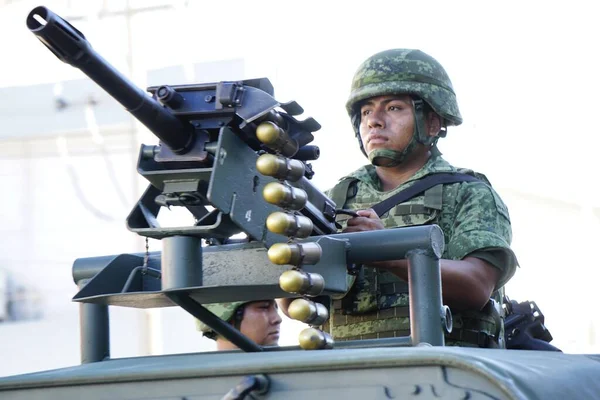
[364,99,440,167]
[368,139,418,167]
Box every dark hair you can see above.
[204,330,217,341]
[230,304,246,330]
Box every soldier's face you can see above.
[239,300,282,346]
[358,95,415,155]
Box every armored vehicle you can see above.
[1,6,599,400]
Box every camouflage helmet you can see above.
[345,49,463,127]
[196,301,247,336]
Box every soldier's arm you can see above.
[345,206,506,311]
[362,255,499,311]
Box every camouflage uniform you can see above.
[325,48,518,348]
[196,301,247,339]
[325,158,517,347]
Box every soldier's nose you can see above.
[367,112,384,128]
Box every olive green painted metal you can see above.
[2,348,600,399]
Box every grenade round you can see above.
[266,212,313,238]
[298,327,333,350]
[262,182,307,210]
[288,298,329,326]
[256,121,298,157]
[256,154,305,182]
[278,269,324,296]
[269,243,323,267]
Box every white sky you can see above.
[8,0,600,200]
[5,0,598,200]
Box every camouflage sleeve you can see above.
[446,182,518,289]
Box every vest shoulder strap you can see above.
[329,177,359,209]
[372,172,480,217]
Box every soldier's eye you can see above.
[361,109,372,116]
[259,301,271,309]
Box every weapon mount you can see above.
[27,6,451,357]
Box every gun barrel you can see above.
[27,6,194,154]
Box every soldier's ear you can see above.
[427,112,442,137]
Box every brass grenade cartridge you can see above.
[262,182,307,210]
[298,327,333,350]
[278,269,324,296]
[256,121,298,157]
[266,212,313,238]
[288,298,329,326]
[256,154,305,182]
[269,243,322,267]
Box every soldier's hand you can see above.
[343,209,384,233]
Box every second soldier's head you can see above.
[197,300,282,349]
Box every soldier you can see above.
[284,49,518,348]
[197,300,282,350]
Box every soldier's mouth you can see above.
[367,134,388,145]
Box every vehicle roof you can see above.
[1,346,599,400]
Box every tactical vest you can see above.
[324,172,504,348]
